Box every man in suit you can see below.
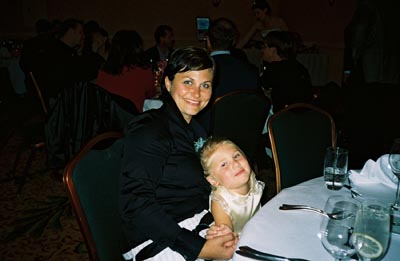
[145,25,175,67]
[196,17,260,132]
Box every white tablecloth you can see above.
[233,177,400,261]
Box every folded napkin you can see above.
[349,154,398,190]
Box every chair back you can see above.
[28,71,48,116]
[63,131,124,261]
[211,90,271,167]
[268,103,336,193]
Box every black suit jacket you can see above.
[212,53,259,97]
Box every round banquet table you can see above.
[233,177,400,261]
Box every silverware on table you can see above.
[279,204,354,220]
[343,184,363,198]
[236,245,310,261]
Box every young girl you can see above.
[199,137,265,237]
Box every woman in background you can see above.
[96,30,155,112]
[237,0,288,49]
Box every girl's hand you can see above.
[206,224,233,239]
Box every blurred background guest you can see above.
[196,17,260,133]
[260,30,313,113]
[145,24,175,66]
[30,18,100,107]
[342,0,400,168]
[237,0,288,49]
[96,30,155,112]
[81,20,109,78]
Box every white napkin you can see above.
[349,154,398,190]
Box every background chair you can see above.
[63,131,124,261]
[268,103,336,193]
[210,89,271,171]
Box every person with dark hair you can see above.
[120,46,238,261]
[145,24,175,65]
[96,30,155,112]
[237,0,288,49]
[19,18,54,74]
[195,17,259,133]
[260,30,313,113]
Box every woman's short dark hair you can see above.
[103,30,150,75]
[160,46,215,99]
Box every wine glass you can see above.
[320,195,360,260]
[389,138,400,210]
[351,199,390,261]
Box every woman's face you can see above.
[165,69,213,123]
[206,143,251,194]
[261,44,276,62]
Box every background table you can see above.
[233,177,400,261]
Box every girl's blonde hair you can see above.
[199,137,247,177]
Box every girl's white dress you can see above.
[210,173,265,234]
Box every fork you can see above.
[279,204,354,220]
[343,184,363,198]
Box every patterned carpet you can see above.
[0,79,89,260]
[0,74,276,260]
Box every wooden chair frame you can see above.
[28,71,48,116]
[268,103,336,193]
[63,131,123,260]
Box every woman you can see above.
[237,0,288,49]
[96,30,155,112]
[120,47,238,261]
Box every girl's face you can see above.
[165,69,213,123]
[206,143,252,195]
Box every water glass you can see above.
[324,147,349,190]
[320,195,360,261]
[352,199,391,260]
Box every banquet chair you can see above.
[63,131,124,261]
[268,103,336,193]
[211,89,271,170]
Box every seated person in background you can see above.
[145,24,175,67]
[237,0,288,49]
[195,17,260,133]
[260,30,313,113]
[200,137,265,236]
[119,47,238,261]
[96,30,155,112]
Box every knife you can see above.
[236,246,310,261]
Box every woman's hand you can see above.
[198,232,239,260]
[205,224,233,239]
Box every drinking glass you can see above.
[324,147,349,190]
[352,199,390,261]
[388,138,400,210]
[320,195,360,260]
